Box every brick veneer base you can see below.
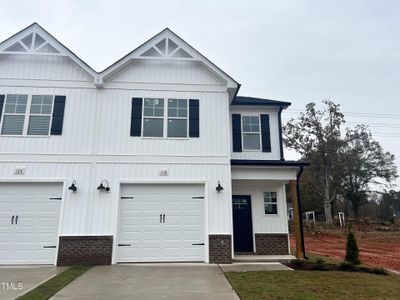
[209,234,232,264]
[255,233,289,255]
[57,235,113,266]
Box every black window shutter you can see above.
[260,114,271,152]
[50,96,66,135]
[232,114,242,152]
[130,98,143,136]
[0,95,4,124]
[189,99,199,138]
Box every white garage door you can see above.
[117,184,205,262]
[0,182,63,264]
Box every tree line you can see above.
[284,100,398,224]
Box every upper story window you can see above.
[1,94,54,136]
[142,98,188,138]
[264,192,278,214]
[167,99,188,138]
[143,98,164,137]
[242,115,261,150]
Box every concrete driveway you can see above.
[52,264,239,300]
[0,266,66,300]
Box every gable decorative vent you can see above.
[3,32,60,55]
[140,37,192,59]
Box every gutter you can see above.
[278,106,285,161]
[296,166,308,259]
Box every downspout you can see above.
[278,106,285,161]
[296,166,308,259]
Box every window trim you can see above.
[241,114,262,151]
[0,94,55,137]
[263,191,278,215]
[140,97,189,139]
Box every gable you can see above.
[109,59,225,86]
[0,23,97,81]
[100,29,239,95]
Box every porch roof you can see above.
[231,160,310,167]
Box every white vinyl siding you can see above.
[0,94,54,136]
[242,115,261,151]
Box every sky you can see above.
[0,0,399,186]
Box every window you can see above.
[264,192,278,214]
[167,99,187,138]
[141,98,189,138]
[1,94,54,136]
[143,98,164,137]
[28,95,53,135]
[242,115,261,150]
[1,94,28,135]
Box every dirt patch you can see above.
[291,231,400,272]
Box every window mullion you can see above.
[163,98,167,137]
[22,95,32,135]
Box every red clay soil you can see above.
[290,231,400,272]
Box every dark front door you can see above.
[232,195,253,252]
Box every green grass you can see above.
[226,271,400,300]
[17,265,92,300]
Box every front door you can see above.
[232,195,253,252]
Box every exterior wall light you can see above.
[97,180,110,192]
[216,181,224,192]
[68,180,77,192]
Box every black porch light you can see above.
[216,181,224,192]
[97,180,110,192]
[68,180,77,192]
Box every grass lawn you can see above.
[226,271,400,300]
[17,265,92,300]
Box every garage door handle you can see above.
[118,243,131,247]
[15,215,18,225]
[192,243,205,246]
[162,214,165,223]
[11,215,14,225]
[160,214,162,223]
[43,245,57,248]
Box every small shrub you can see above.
[345,230,361,265]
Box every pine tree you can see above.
[345,230,361,265]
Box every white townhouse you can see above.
[0,23,307,265]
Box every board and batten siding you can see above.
[230,106,281,160]
[0,51,235,239]
[232,179,289,234]
[0,161,233,236]
[0,54,93,82]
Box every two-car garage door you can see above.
[0,182,62,265]
[117,184,205,262]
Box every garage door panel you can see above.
[118,184,204,262]
[0,182,62,265]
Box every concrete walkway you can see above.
[52,264,239,300]
[220,262,293,272]
[0,266,66,300]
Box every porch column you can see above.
[290,180,304,258]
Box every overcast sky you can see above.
[1,0,399,186]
